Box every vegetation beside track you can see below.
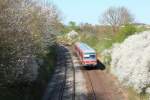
[127,87,150,100]
[0,0,60,100]
[0,47,57,100]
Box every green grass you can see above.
[77,24,147,55]
[79,32,113,52]
[127,87,150,100]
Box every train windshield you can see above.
[84,53,96,60]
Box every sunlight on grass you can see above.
[127,87,150,100]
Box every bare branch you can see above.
[100,6,134,33]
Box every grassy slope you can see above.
[80,25,150,53]
[80,32,113,53]
[127,87,149,100]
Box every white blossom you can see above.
[0,0,59,84]
[67,30,79,39]
[111,31,150,93]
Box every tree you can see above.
[79,23,96,34]
[69,21,76,29]
[101,6,134,34]
[68,21,80,31]
[111,31,150,93]
[0,0,61,84]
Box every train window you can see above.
[84,54,96,60]
[90,55,96,59]
[84,57,90,59]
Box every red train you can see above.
[74,42,97,66]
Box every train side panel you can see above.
[74,44,84,64]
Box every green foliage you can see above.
[69,21,76,28]
[113,24,137,43]
[60,25,70,34]
[79,33,112,52]
[61,21,80,34]
[79,24,140,53]
[120,24,137,35]
[80,34,98,47]
[127,87,150,100]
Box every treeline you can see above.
[61,6,147,52]
[0,0,61,85]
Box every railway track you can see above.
[71,47,96,100]
[58,52,67,100]
[86,70,97,100]
[61,45,75,100]
[42,45,75,100]
[43,44,126,100]
[84,67,127,100]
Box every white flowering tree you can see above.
[111,31,150,93]
[0,0,60,84]
[67,30,78,39]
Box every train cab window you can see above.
[84,53,96,60]
[90,55,96,59]
[84,55,90,59]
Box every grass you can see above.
[127,87,150,100]
[80,24,145,53]
[0,46,57,100]
[79,32,113,52]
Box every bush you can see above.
[101,49,112,72]
[0,0,59,84]
[79,32,112,52]
[79,24,138,53]
[113,24,137,43]
[111,31,150,93]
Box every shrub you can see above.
[111,31,150,93]
[0,0,59,84]
[113,24,137,43]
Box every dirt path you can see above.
[82,67,128,100]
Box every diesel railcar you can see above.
[74,42,97,66]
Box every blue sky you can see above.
[49,0,150,25]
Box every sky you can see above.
[48,0,150,25]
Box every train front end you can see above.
[75,42,97,67]
[82,52,97,66]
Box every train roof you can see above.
[75,42,95,53]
